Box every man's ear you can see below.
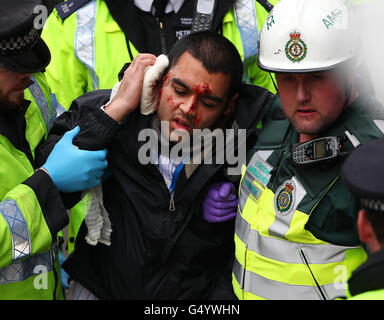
[223,92,239,116]
[357,209,374,244]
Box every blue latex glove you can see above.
[203,182,238,223]
[58,250,69,289]
[42,126,108,192]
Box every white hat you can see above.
[258,0,355,73]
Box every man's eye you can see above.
[281,76,294,81]
[311,75,324,81]
[200,99,215,108]
[174,87,186,95]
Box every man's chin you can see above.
[169,128,191,142]
[0,94,24,110]
[295,124,330,140]
[292,118,323,136]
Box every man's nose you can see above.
[179,95,198,115]
[296,81,311,103]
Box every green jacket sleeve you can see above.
[0,169,68,269]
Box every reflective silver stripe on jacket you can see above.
[0,250,54,284]
[29,75,56,132]
[233,258,345,300]
[236,213,360,265]
[234,213,361,299]
[234,0,259,60]
[344,130,360,148]
[75,0,99,90]
[0,199,31,261]
[373,119,384,134]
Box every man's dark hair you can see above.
[166,31,243,100]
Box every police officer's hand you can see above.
[203,182,238,223]
[42,126,108,192]
[105,54,157,122]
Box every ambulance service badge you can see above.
[275,181,295,214]
[285,31,307,63]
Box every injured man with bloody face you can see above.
[40,31,274,299]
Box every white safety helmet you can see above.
[258,0,356,73]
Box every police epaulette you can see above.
[256,0,274,12]
[55,0,93,21]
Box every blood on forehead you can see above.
[192,82,212,96]
[184,82,212,116]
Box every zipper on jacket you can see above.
[147,163,177,214]
[169,196,175,212]
[157,18,167,54]
[153,0,167,54]
[299,248,328,300]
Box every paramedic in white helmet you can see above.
[230,0,384,300]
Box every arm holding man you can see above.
[0,0,108,299]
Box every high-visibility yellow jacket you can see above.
[344,248,384,300]
[0,72,68,299]
[234,93,384,300]
[42,0,278,109]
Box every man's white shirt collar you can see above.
[134,0,186,14]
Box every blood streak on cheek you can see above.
[167,95,175,106]
[194,111,203,127]
[185,96,197,115]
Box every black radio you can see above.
[291,136,344,166]
[191,0,216,32]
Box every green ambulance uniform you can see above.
[0,73,67,299]
[41,0,278,254]
[233,93,384,300]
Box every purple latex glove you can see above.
[203,182,238,223]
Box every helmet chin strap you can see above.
[345,83,351,106]
[269,72,278,93]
